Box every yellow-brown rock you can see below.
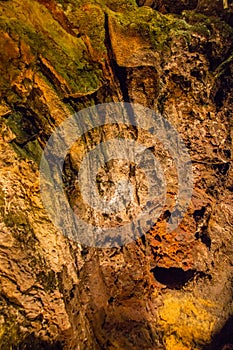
[0,0,233,349]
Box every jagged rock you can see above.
[0,0,233,349]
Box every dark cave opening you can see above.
[151,266,196,289]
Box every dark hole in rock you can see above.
[155,234,162,242]
[193,206,206,222]
[195,229,211,249]
[214,88,225,108]
[151,266,196,289]
[224,149,231,159]
[114,64,130,103]
[81,248,89,257]
[108,296,114,304]
[69,289,74,299]
[161,210,171,221]
[212,162,230,175]
[141,234,146,246]
[116,216,123,223]
[204,42,223,71]
[191,67,204,81]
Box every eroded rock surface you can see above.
[0,0,233,349]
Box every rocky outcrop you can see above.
[0,0,233,349]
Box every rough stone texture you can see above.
[0,0,233,349]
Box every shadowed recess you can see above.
[204,316,233,350]
[151,266,196,289]
[13,335,63,350]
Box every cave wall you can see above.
[0,0,233,349]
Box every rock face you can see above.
[0,0,233,349]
